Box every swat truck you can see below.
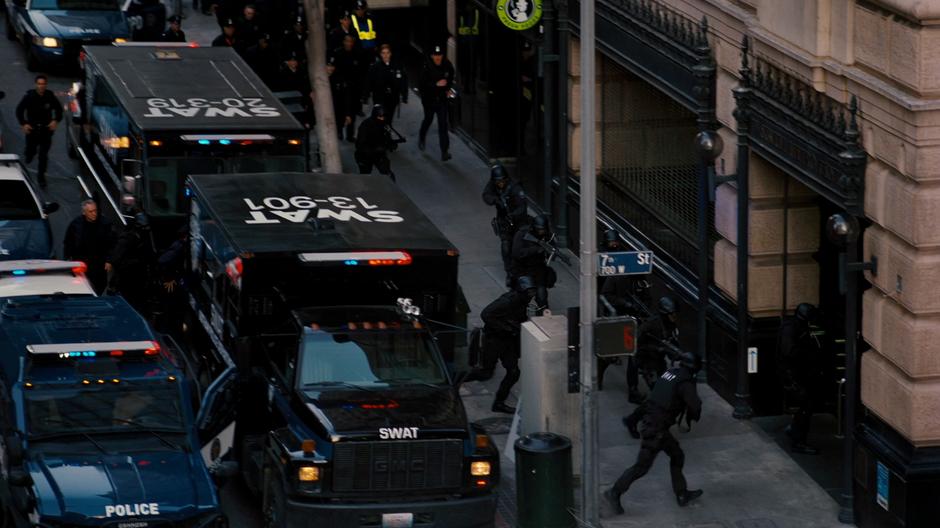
[68,45,308,245]
[184,172,496,528]
[0,289,232,527]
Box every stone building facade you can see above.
[560,0,940,525]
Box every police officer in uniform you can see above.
[244,33,279,88]
[365,44,407,127]
[622,295,682,438]
[482,164,527,283]
[354,104,396,179]
[211,18,239,48]
[15,75,62,188]
[418,45,455,161]
[236,4,262,51]
[603,351,704,517]
[280,16,307,64]
[327,55,356,141]
[328,9,357,52]
[778,303,822,455]
[334,34,364,138]
[161,15,186,42]
[510,214,558,313]
[276,51,313,128]
[472,275,537,414]
[351,0,376,52]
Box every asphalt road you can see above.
[0,8,264,525]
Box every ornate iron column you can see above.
[731,36,753,419]
[556,0,569,246]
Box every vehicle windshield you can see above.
[299,328,448,387]
[147,155,305,215]
[0,181,40,220]
[26,383,186,438]
[29,0,121,10]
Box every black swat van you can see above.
[184,172,496,528]
[67,45,308,245]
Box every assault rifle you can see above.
[525,233,571,266]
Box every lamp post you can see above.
[826,212,876,525]
[694,129,724,372]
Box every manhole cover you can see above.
[736,520,778,528]
[473,417,513,434]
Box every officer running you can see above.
[365,44,408,127]
[354,104,397,180]
[15,74,62,188]
[778,302,823,455]
[482,164,527,284]
[603,351,704,517]
[471,276,537,414]
[510,214,559,313]
[418,45,455,161]
[622,295,683,438]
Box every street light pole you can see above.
[578,0,598,525]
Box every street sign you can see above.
[597,251,654,277]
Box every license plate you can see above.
[382,513,414,528]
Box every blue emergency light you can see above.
[218,139,232,145]
[197,139,211,145]
[12,270,26,276]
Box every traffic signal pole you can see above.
[578,0,599,525]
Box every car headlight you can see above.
[470,461,491,476]
[298,466,320,482]
[113,37,127,43]
[34,36,60,48]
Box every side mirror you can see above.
[209,460,239,479]
[42,202,59,215]
[8,470,30,487]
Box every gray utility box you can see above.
[519,314,582,477]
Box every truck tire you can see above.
[261,467,287,528]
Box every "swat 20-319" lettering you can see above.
[143,98,281,118]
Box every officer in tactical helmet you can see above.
[622,295,683,438]
[510,214,558,313]
[482,164,527,284]
[778,302,823,455]
[355,104,396,179]
[469,276,537,414]
[602,351,704,517]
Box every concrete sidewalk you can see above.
[179,8,845,526]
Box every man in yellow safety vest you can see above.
[352,0,377,52]
[457,3,480,93]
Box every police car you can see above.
[0,155,59,260]
[4,0,130,70]
[0,260,95,297]
[0,294,230,527]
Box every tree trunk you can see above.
[304,0,342,173]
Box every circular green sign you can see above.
[496,0,543,31]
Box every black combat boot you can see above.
[677,489,703,507]
[491,401,516,414]
[601,489,624,516]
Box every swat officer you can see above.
[161,15,186,42]
[365,44,408,127]
[418,45,455,161]
[622,295,682,438]
[328,55,356,141]
[482,164,527,283]
[778,303,823,455]
[276,51,313,128]
[472,275,537,414]
[602,351,704,517]
[598,228,651,402]
[354,104,396,179]
[109,212,157,316]
[510,214,558,313]
[15,75,62,188]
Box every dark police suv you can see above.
[184,172,497,528]
[0,291,229,527]
[4,0,129,71]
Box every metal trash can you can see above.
[514,432,575,528]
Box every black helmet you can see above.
[531,214,550,236]
[371,104,385,119]
[134,212,150,229]
[603,228,619,245]
[516,275,537,295]
[677,351,701,373]
[490,164,508,183]
[657,296,679,316]
[795,303,818,323]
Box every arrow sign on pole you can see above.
[597,251,654,277]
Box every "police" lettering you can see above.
[104,503,160,517]
[379,427,419,440]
